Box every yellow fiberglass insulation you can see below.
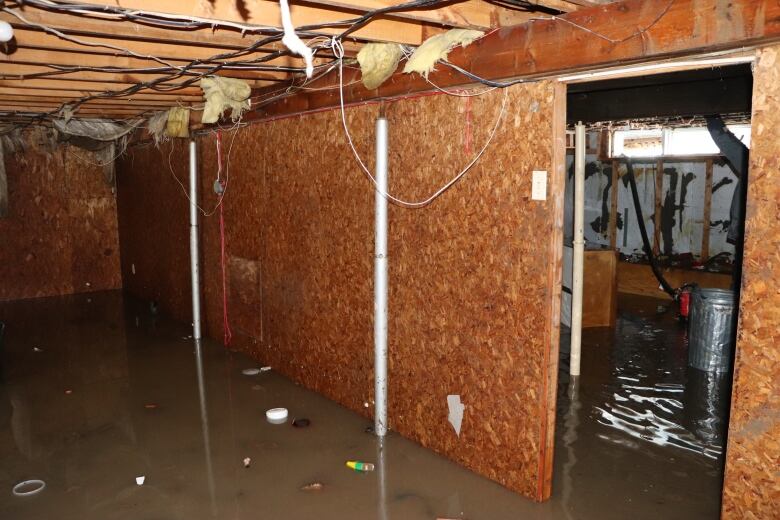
[200,76,252,124]
[357,43,403,90]
[165,107,190,138]
[403,29,484,78]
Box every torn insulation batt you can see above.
[200,76,251,124]
[403,29,484,78]
[357,43,403,90]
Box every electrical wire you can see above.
[166,118,241,217]
[333,39,509,209]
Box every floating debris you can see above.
[292,418,310,428]
[243,457,251,468]
[301,482,323,492]
[346,461,375,472]
[135,476,145,486]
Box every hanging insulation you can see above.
[403,29,484,78]
[200,76,252,124]
[357,43,403,90]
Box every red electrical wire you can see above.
[217,131,233,347]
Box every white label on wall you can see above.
[531,170,547,201]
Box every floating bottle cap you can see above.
[266,407,288,423]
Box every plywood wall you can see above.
[721,46,780,519]
[0,132,121,302]
[116,82,565,500]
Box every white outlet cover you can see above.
[531,170,547,201]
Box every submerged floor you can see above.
[0,291,725,519]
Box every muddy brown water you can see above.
[0,292,724,519]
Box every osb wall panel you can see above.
[116,83,563,500]
[115,142,192,323]
[721,46,780,519]
[0,135,121,302]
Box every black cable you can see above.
[622,159,677,298]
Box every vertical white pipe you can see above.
[570,123,585,377]
[374,117,388,437]
[189,139,202,340]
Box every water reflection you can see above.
[589,302,730,460]
[194,339,217,518]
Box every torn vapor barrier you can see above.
[147,111,169,146]
[563,130,738,261]
[53,118,143,186]
[403,29,484,78]
[357,43,403,90]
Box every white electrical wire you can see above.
[332,38,509,209]
[167,118,242,216]
[424,76,497,97]
[2,8,184,70]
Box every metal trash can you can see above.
[688,288,736,372]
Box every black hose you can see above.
[623,160,677,298]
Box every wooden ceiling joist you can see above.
[0,63,278,87]
[0,77,202,95]
[0,88,201,103]
[0,87,203,102]
[296,0,535,28]
[0,10,362,56]
[0,48,302,81]
[8,27,326,65]
[0,0,603,124]
[57,0,448,45]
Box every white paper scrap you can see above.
[447,394,465,437]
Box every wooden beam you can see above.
[0,104,153,114]
[0,79,203,94]
[0,10,362,55]
[653,159,663,256]
[0,50,293,82]
[9,27,326,67]
[0,63,276,87]
[247,0,780,122]
[55,0,446,45]
[0,92,183,108]
[297,0,536,29]
[0,87,203,101]
[533,0,590,12]
[609,159,619,249]
[701,158,714,261]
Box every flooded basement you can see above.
[0,291,725,519]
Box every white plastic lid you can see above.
[266,407,288,422]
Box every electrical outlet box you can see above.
[531,170,547,201]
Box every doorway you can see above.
[551,62,753,519]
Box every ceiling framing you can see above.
[0,0,610,123]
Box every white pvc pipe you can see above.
[189,139,202,340]
[570,123,585,377]
[374,117,388,437]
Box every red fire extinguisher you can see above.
[678,284,696,319]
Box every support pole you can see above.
[189,139,202,340]
[374,117,388,437]
[570,123,585,377]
